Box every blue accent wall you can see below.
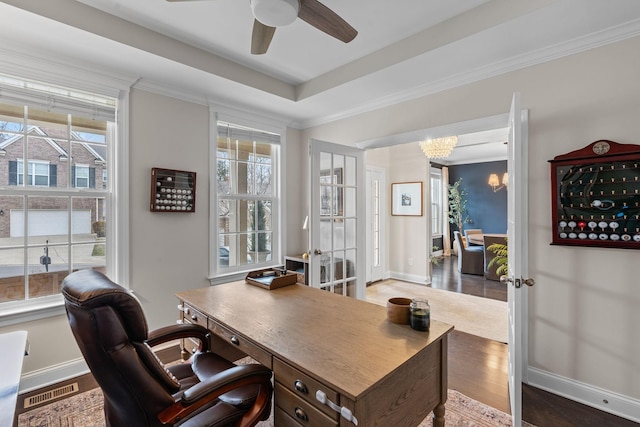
[448,160,507,235]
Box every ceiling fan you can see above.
[166,0,358,54]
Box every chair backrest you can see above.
[464,229,483,236]
[62,269,177,427]
[453,231,462,251]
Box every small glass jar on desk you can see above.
[410,298,430,331]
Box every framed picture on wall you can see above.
[391,181,423,216]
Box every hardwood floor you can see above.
[429,255,639,426]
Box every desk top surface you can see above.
[177,282,452,400]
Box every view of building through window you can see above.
[0,77,115,305]
[216,121,279,271]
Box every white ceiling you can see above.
[1,0,640,162]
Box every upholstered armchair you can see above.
[453,231,484,275]
[62,269,273,427]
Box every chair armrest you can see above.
[147,323,211,352]
[157,364,272,425]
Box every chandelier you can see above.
[419,136,458,159]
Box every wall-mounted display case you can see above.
[150,167,196,213]
[549,140,640,249]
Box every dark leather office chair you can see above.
[62,269,273,427]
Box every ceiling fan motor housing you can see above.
[250,0,300,27]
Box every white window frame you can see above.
[209,108,287,284]
[75,164,90,188]
[17,159,50,187]
[0,66,130,327]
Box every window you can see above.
[0,74,119,316]
[214,120,280,274]
[430,168,443,236]
[74,165,90,188]
[15,160,51,186]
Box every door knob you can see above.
[314,249,322,255]
[500,275,535,288]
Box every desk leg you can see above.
[433,333,449,427]
[432,403,445,427]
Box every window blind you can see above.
[217,121,281,145]
[0,76,116,122]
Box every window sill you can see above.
[0,296,66,328]
[209,262,281,286]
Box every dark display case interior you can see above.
[549,140,640,249]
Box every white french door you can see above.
[310,139,366,299]
[506,92,533,426]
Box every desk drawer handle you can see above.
[294,380,308,394]
[230,336,240,346]
[191,314,197,321]
[294,407,308,422]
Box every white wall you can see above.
[302,35,640,413]
[387,144,430,283]
[128,89,211,328]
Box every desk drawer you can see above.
[275,383,337,427]
[208,319,272,368]
[180,303,208,328]
[178,303,208,357]
[274,358,338,420]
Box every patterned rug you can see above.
[18,387,534,427]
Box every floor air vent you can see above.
[24,382,79,409]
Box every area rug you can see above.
[366,280,508,343]
[18,387,534,427]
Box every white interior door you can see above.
[366,166,385,283]
[506,92,532,426]
[310,139,365,299]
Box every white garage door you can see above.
[10,210,92,237]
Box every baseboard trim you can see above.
[388,271,429,285]
[528,367,640,423]
[19,359,89,394]
[18,343,182,395]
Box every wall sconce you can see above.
[488,172,508,192]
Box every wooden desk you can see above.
[177,282,453,427]
[0,330,28,427]
[467,233,507,246]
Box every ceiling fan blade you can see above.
[251,20,276,55]
[298,0,357,43]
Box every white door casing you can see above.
[366,166,386,283]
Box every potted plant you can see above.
[487,240,508,276]
[448,178,472,233]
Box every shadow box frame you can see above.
[150,167,197,213]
